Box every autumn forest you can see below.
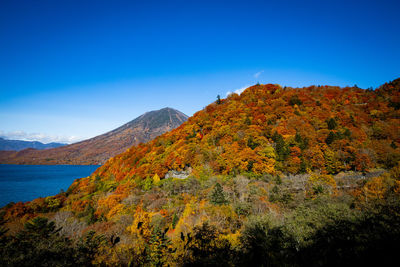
[1,79,400,266]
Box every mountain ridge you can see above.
[0,107,188,165]
[0,137,65,151]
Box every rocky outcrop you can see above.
[164,168,192,179]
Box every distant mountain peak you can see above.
[0,107,188,165]
[109,107,188,136]
[0,137,65,151]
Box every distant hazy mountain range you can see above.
[0,137,65,151]
[0,107,188,165]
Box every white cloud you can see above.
[225,70,264,97]
[254,70,264,79]
[226,84,252,97]
[0,130,83,144]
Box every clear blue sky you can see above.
[1,0,399,143]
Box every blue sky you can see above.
[1,0,399,143]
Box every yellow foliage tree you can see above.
[127,205,152,242]
[126,205,154,265]
[153,173,160,184]
[306,174,337,198]
[355,176,388,204]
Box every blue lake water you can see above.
[0,164,100,207]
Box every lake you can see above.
[0,164,100,207]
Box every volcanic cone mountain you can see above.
[0,107,188,165]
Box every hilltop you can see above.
[0,107,188,165]
[92,79,400,181]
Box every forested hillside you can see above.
[1,79,400,266]
[95,79,400,180]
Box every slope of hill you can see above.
[2,80,400,266]
[0,137,65,151]
[0,107,188,165]
[92,80,400,182]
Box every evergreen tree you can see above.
[326,131,336,145]
[216,95,221,104]
[210,183,227,205]
[327,118,337,130]
[172,213,179,229]
[289,95,302,106]
[273,132,290,161]
[390,141,397,149]
[343,128,352,138]
[300,158,307,173]
[295,132,302,143]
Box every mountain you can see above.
[92,80,400,181]
[0,107,188,165]
[2,80,400,266]
[0,137,65,151]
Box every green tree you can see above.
[216,95,221,104]
[325,131,336,145]
[183,222,234,266]
[210,183,228,205]
[273,132,290,162]
[240,215,288,266]
[390,141,397,149]
[143,176,153,191]
[289,95,302,106]
[295,132,302,143]
[75,230,105,266]
[8,217,76,267]
[327,118,337,130]
[172,213,179,229]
